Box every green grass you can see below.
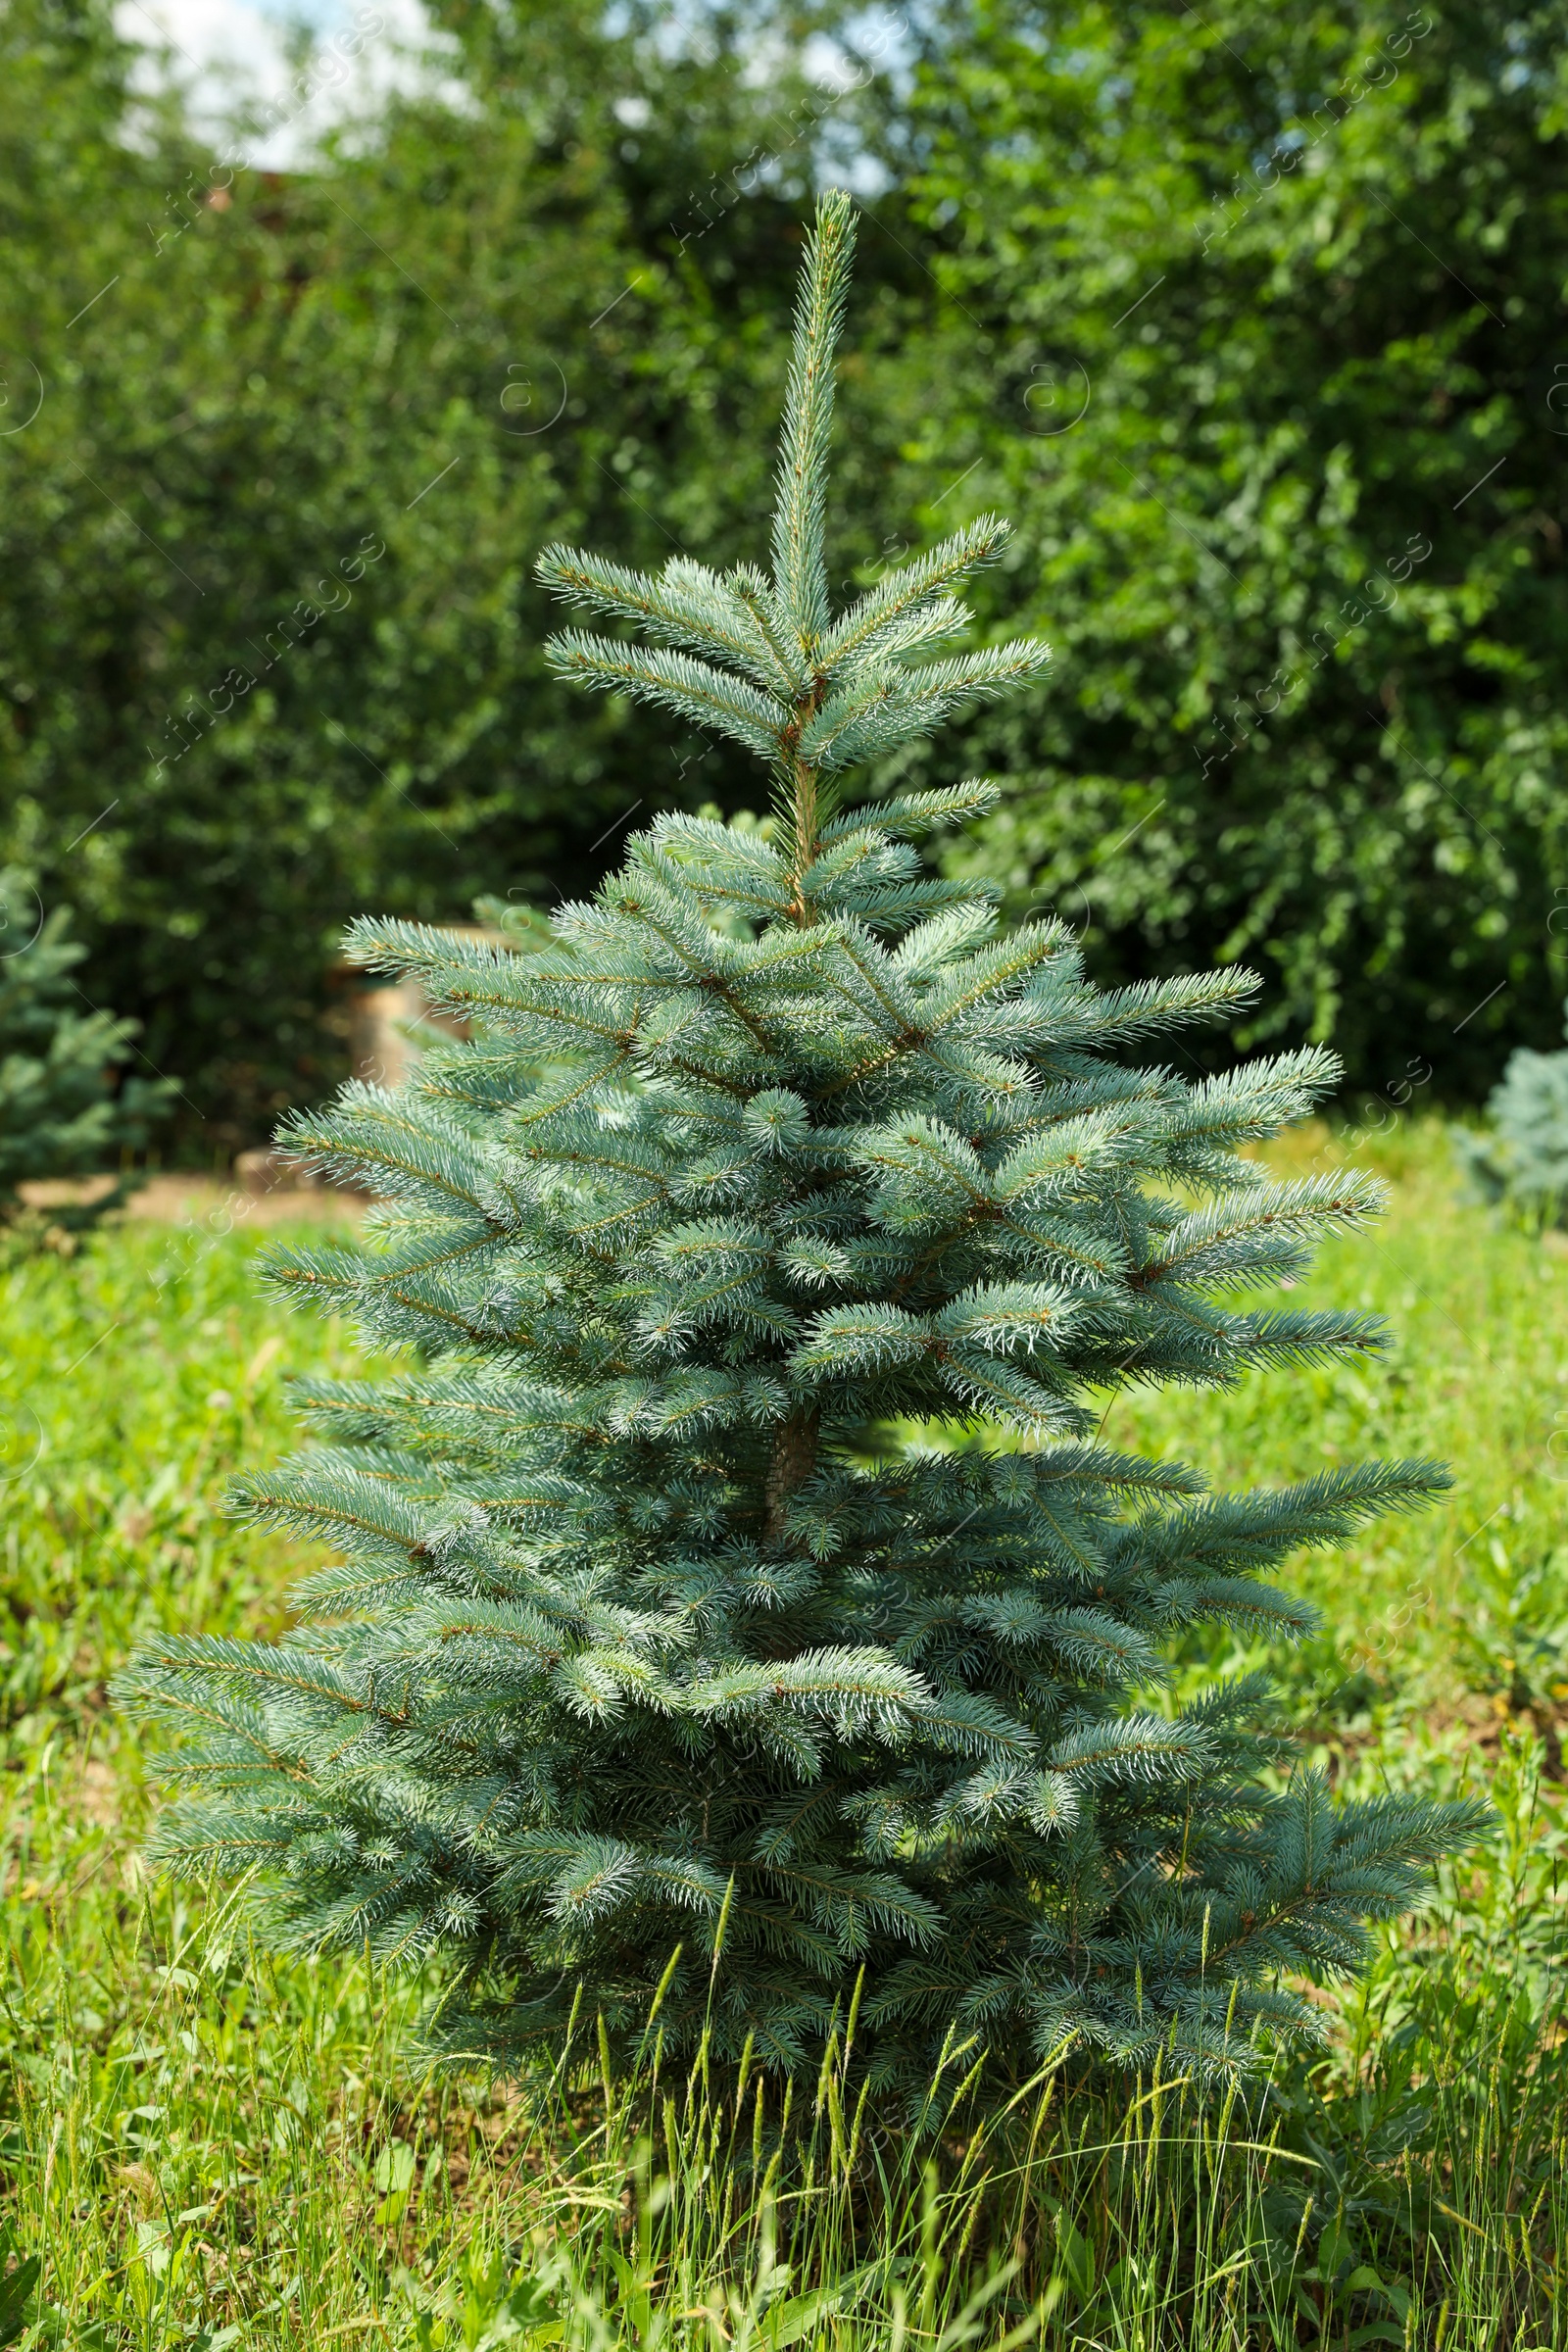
[0,1123,1564,2349]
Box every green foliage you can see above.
[121,204,1484,2097]
[881,0,1568,1094]
[0,868,172,1221]
[1454,999,1568,1224]
[0,0,917,1149]
[0,2225,40,2351]
[6,0,1559,1140]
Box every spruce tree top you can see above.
[122,193,1484,2093]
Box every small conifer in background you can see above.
[0,869,172,1230]
[1454,1002,1568,1227]
[121,194,1486,2094]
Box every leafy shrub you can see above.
[0,0,914,1151]
[902,0,1568,1097]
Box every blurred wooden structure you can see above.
[332,921,504,1093]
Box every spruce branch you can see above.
[771,187,857,648]
[534,547,796,692]
[543,630,789,759]
[820,516,1015,665]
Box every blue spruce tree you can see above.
[121,193,1485,2091]
[0,868,173,1229]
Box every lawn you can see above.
[1,1123,1563,2349]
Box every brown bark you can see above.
[764,1404,820,1544]
[792,760,818,903]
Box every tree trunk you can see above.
[764,1404,819,1544]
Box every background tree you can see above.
[122,195,1483,2095]
[859,0,1568,1096]
[0,869,172,1222]
[1453,997,1568,1223]
[7,0,1564,1143]
[0,0,919,1150]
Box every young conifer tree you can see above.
[0,870,172,1229]
[121,193,1485,2092]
